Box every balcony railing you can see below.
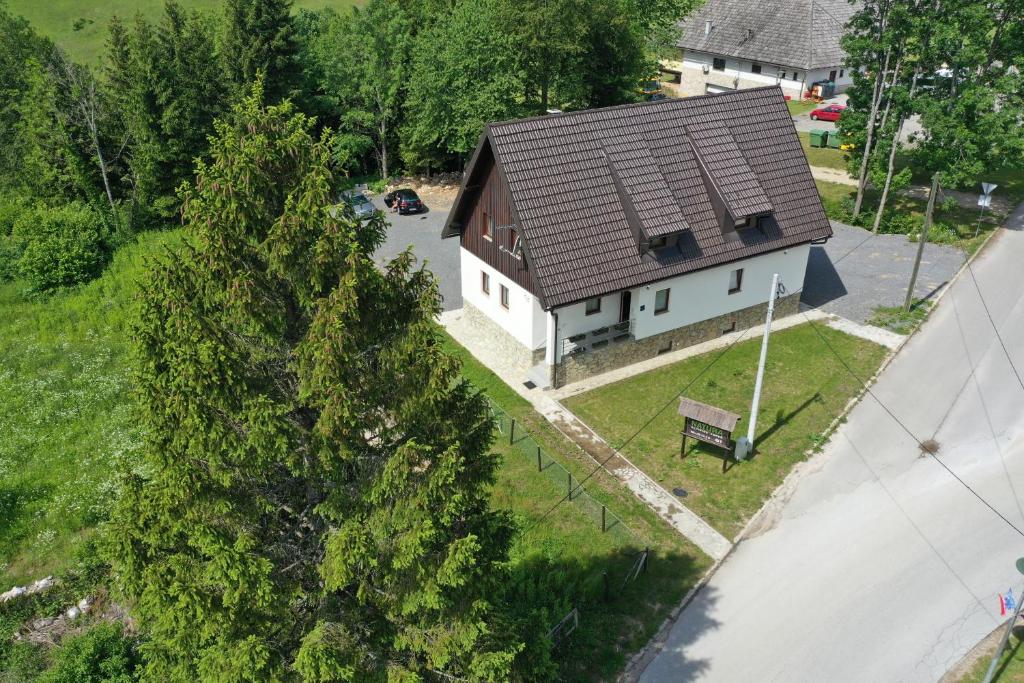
[561,319,635,357]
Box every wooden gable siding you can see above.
[460,157,538,296]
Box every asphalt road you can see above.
[801,221,964,324]
[641,204,1024,682]
[370,196,461,311]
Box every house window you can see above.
[481,271,490,295]
[840,69,845,78]
[657,340,674,355]
[585,297,601,315]
[712,58,726,72]
[482,211,492,240]
[793,71,800,80]
[722,320,736,335]
[654,288,670,314]
[728,268,743,294]
[828,70,837,82]
[649,235,667,249]
[500,284,510,309]
[508,227,522,259]
[751,63,762,74]
[779,71,787,80]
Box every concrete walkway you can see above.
[442,308,733,560]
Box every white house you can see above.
[661,0,857,100]
[442,87,833,389]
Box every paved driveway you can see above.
[801,221,964,323]
[641,208,1024,682]
[370,197,461,311]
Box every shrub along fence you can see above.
[489,400,651,643]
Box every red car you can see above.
[809,104,846,122]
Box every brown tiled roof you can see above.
[443,86,832,309]
[679,397,741,432]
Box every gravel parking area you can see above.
[371,196,461,311]
[801,221,964,323]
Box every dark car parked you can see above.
[384,188,425,215]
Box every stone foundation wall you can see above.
[461,302,540,376]
[554,293,801,388]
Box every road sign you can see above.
[982,182,998,195]
[979,194,993,208]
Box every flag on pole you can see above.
[1001,594,1007,616]
[1006,590,1017,614]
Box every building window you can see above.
[500,284,510,309]
[712,57,726,72]
[481,271,490,295]
[751,63,762,74]
[482,211,491,240]
[729,268,743,294]
[722,320,736,335]
[839,69,845,78]
[649,235,667,249]
[779,71,787,80]
[793,71,800,80]
[657,340,674,355]
[654,288,670,314]
[585,297,601,315]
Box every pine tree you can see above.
[108,83,521,682]
[222,0,301,103]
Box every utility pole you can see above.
[735,272,779,461]
[904,173,939,312]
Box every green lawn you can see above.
[444,335,711,681]
[564,324,888,538]
[961,630,1024,682]
[8,0,361,63]
[0,231,177,585]
[786,99,817,116]
[814,178,999,253]
[799,131,851,172]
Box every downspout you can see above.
[547,310,560,388]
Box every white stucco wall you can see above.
[663,52,852,99]
[553,245,810,342]
[460,248,546,350]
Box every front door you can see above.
[619,291,632,323]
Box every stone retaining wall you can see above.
[461,302,542,377]
[554,293,801,387]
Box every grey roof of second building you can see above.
[676,0,856,71]
[443,86,832,310]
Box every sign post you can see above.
[982,557,1024,683]
[678,398,741,462]
[974,182,998,238]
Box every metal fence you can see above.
[488,399,652,638]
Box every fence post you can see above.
[567,472,573,501]
[509,418,516,444]
[603,570,609,603]
[537,446,542,472]
[601,505,606,533]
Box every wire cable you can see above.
[800,311,1024,539]
[519,326,754,537]
[966,261,1024,396]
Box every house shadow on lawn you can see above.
[504,546,715,681]
[800,245,847,309]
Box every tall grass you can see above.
[0,230,180,586]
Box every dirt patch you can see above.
[384,173,463,211]
[810,166,858,186]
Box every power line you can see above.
[800,311,1024,539]
[966,260,1024,396]
[520,327,753,537]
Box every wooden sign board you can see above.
[678,397,741,459]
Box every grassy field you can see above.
[8,0,361,63]
[0,232,177,585]
[799,131,850,172]
[444,335,710,680]
[564,323,887,538]
[786,99,817,116]
[961,629,1024,682]
[0,227,708,680]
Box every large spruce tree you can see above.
[222,0,301,103]
[109,85,520,682]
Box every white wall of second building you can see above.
[552,244,810,344]
[662,52,852,99]
[460,247,547,350]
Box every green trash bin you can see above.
[826,131,841,149]
[809,129,827,148]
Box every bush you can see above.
[0,195,31,281]
[38,623,140,683]
[13,203,108,293]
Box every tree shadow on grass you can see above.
[504,544,715,681]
